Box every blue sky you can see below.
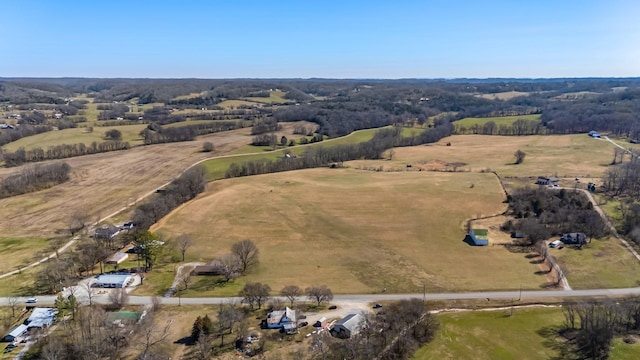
[2,0,639,78]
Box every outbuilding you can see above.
[536,176,559,186]
[93,274,133,288]
[331,313,364,338]
[3,324,28,342]
[106,252,129,265]
[25,308,58,329]
[469,229,489,246]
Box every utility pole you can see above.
[518,285,522,301]
[423,284,426,302]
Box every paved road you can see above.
[4,287,640,307]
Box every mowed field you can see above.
[151,169,549,295]
[413,307,640,360]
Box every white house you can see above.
[93,274,133,288]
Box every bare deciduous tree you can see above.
[280,285,302,307]
[137,313,172,360]
[108,288,129,309]
[239,282,271,310]
[176,233,193,262]
[306,285,333,306]
[211,254,241,282]
[514,149,526,164]
[232,239,259,274]
[8,296,19,318]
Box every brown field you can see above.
[151,169,550,295]
[475,91,530,100]
[0,122,312,238]
[369,134,615,179]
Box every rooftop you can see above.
[472,229,488,238]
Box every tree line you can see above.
[1,140,131,167]
[131,165,207,231]
[454,118,547,136]
[0,124,52,147]
[603,156,640,244]
[226,124,453,178]
[0,162,70,198]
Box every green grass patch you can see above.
[0,269,38,297]
[453,114,541,128]
[415,307,564,359]
[200,128,381,180]
[2,125,147,151]
[0,237,51,274]
[555,236,640,289]
[415,307,640,359]
[243,90,290,104]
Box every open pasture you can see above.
[2,124,148,151]
[475,91,531,100]
[453,114,541,128]
[0,121,316,239]
[243,89,290,104]
[151,169,548,295]
[381,134,615,179]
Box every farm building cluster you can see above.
[3,308,58,343]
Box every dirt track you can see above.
[0,123,304,238]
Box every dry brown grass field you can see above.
[151,169,550,295]
[372,134,615,179]
[475,91,531,100]
[0,122,310,238]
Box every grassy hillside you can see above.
[150,169,549,296]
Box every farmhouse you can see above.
[331,313,364,338]
[264,307,297,333]
[25,308,58,329]
[190,265,223,276]
[93,274,133,288]
[94,225,121,240]
[536,176,559,186]
[3,324,28,342]
[561,232,587,245]
[469,229,489,246]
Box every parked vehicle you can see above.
[373,303,383,309]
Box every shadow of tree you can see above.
[536,325,580,360]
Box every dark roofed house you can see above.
[536,176,559,186]
[331,313,364,338]
[191,265,224,276]
[94,225,121,240]
[561,232,587,245]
